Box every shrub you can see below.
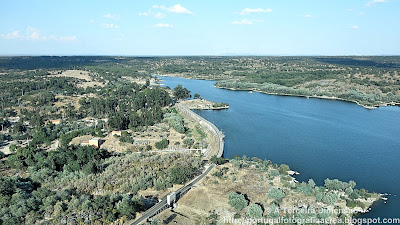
[228,192,248,211]
[155,139,169,149]
[267,187,285,201]
[279,164,290,174]
[296,183,313,196]
[269,204,280,218]
[269,169,279,177]
[247,204,263,218]
[163,113,185,133]
[210,155,228,165]
[316,192,324,202]
[169,165,195,184]
[151,218,159,225]
[322,192,339,205]
[183,138,194,148]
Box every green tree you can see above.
[228,192,248,211]
[183,138,194,148]
[210,155,228,165]
[267,187,285,201]
[53,201,66,218]
[269,204,280,218]
[247,203,263,218]
[0,177,16,196]
[173,84,190,100]
[279,164,290,174]
[322,192,339,205]
[151,218,159,225]
[308,179,316,188]
[155,138,169,149]
[316,192,324,202]
[349,180,357,189]
[169,165,195,184]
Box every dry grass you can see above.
[149,161,369,225]
[53,95,81,110]
[123,76,159,86]
[50,70,104,88]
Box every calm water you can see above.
[160,76,400,221]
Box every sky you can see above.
[0,0,399,56]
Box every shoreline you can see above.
[155,74,399,110]
[179,99,229,110]
[160,75,384,222]
[214,85,388,110]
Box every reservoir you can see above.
[160,76,400,221]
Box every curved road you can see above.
[127,104,224,225]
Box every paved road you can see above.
[127,104,224,225]
[175,103,224,158]
[129,164,216,225]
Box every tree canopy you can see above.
[228,192,248,211]
[173,84,191,100]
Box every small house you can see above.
[81,138,101,148]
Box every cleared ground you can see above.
[49,70,104,88]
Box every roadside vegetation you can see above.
[154,156,380,224]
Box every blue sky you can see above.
[0,0,399,55]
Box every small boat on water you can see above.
[248,91,253,93]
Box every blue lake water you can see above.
[160,76,400,222]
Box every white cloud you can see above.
[366,0,387,6]
[138,11,166,19]
[303,14,313,18]
[0,30,22,40]
[153,23,174,28]
[0,27,77,42]
[153,4,193,14]
[28,31,42,40]
[232,19,264,25]
[351,25,360,29]
[238,8,272,15]
[101,23,120,29]
[345,8,354,12]
[104,14,121,20]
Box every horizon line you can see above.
[1,54,400,57]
